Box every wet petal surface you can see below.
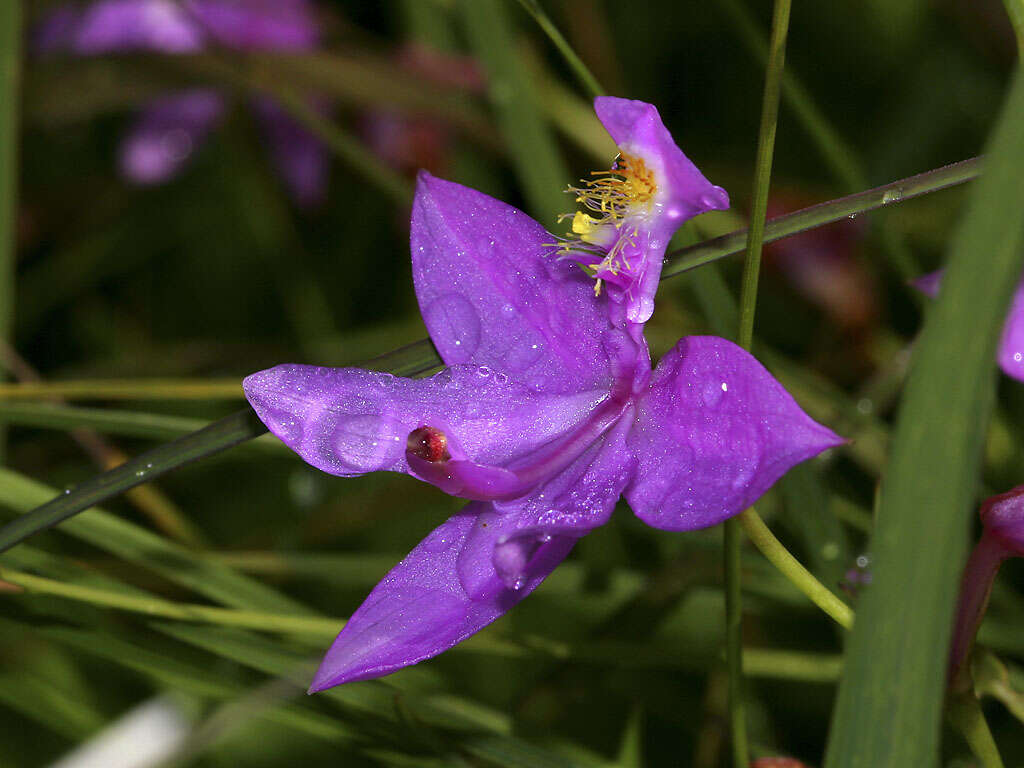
[411,173,613,394]
[309,503,575,690]
[243,363,609,496]
[625,336,843,530]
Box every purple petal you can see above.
[585,97,729,323]
[185,0,319,50]
[996,282,1024,381]
[118,90,224,184]
[251,98,329,206]
[410,172,614,394]
[593,97,729,224]
[308,502,575,690]
[911,270,942,298]
[70,0,204,53]
[243,363,608,498]
[625,337,843,531]
[463,413,635,591]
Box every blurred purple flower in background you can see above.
[243,98,842,690]
[914,270,1024,381]
[35,0,328,205]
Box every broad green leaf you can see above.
[824,69,1024,768]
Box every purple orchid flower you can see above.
[35,0,328,206]
[949,485,1024,686]
[243,97,843,691]
[913,271,1024,381]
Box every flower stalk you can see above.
[728,0,792,762]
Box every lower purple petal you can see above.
[625,336,844,531]
[119,90,223,184]
[309,502,575,690]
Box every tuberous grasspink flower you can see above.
[243,97,843,691]
[914,271,1024,381]
[36,0,328,206]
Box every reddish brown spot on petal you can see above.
[407,426,450,463]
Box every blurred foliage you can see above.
[1,0,1023,766]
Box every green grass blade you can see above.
[459,0,569,228]
[0,401,290,454]
[0,467,310,614]
[664,156,979,277]
[823,69,1024,768]
[513,0,605,99]
[0,409,268,553]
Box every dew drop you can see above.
[494,372,509,385]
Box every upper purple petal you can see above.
[308,502,575,690]
[118,90,224,184]
[624,337,843,530]
[411,172,614,394]
[556,98,729,325]
[185,0,319,50]
[251,97,329,206]
[65,0,204,53]
[593,97,729,224]
[243,363,608,498]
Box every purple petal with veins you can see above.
[625,336,844,531]
[308,503,575,690]
[411,172,613,394]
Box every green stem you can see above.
[737,0,791,350]
[664,156,979,278]
[728,0,790,762]
[0,409,267,554]
[0,378,243,400]
[722,518,748,766]
[0,565,340,638]
[739,508,854,629]
[0,0,20,464]
[514,0,605,99]
[947,692,1006,768]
